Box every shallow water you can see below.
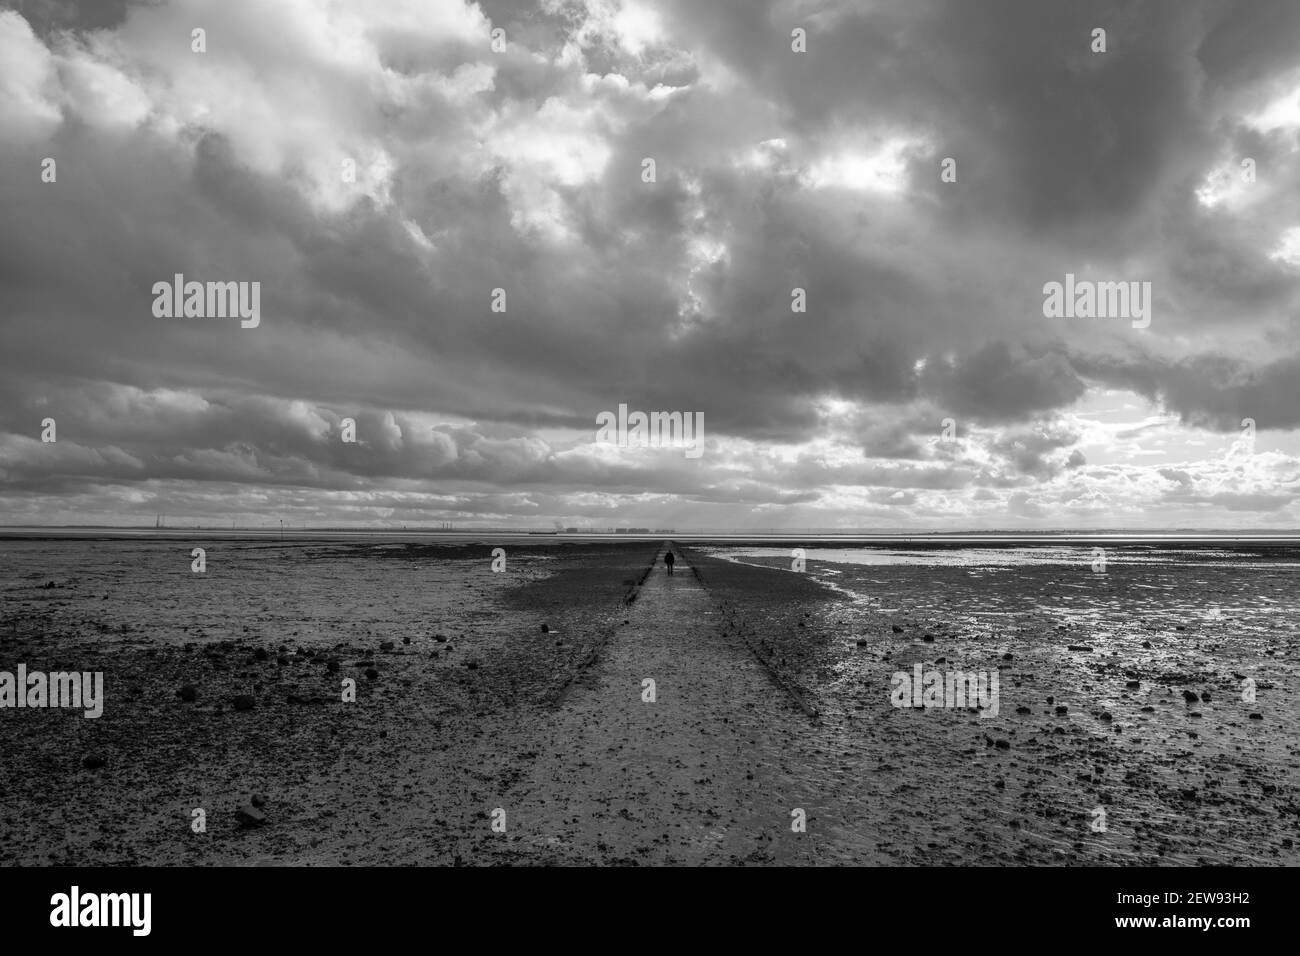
[712,544,1300,568]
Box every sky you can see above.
[2,0,1299,531]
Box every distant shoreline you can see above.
[3,528,1300,547]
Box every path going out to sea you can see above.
[501,546,837,865]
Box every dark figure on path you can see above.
[664,549,675,575]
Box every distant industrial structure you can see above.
[560,527,676,534]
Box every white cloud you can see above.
[0,11,62,142]
[1268,226,1300,266]
[802,134,927,194]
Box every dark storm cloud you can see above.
[2,0,1300,526]
[660,0,1207,239]
[1077,351,1300,432]
[7,0,131,36]
[924,343,1088,424]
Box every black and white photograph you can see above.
[0,0,1294,937]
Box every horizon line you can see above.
[4,524,1300,543]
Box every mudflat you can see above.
[0,539,1295,865]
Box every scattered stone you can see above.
[1125,680,1141,689]
[891,625,904,633]
[1181,690,1199,703]
[232,694,255,711]
[1249,713,1263,720]
[325,660,340,674]
[380,641,395,651]
[541,624,550,633]
[1067,644,1092,652]
[253,648,268,661]
[402,636,411,645]
[236,805,267,828]
[250,793,267,808]
[922,634,934,643]
[365,668,379,680]
[1054,705,1068,715]
[178,684,198,702]
[82,754,106,770]
[1200,691,1212,702]
[434,634,448,643]
[855,639,868,647]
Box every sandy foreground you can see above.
[0,539,1296,865]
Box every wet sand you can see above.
[1,539,1296,865]
[697,545,1300,865]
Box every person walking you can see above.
[664,548,675,576]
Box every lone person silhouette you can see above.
[664,548,675,576]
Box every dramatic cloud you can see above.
[3,0,1300,529]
